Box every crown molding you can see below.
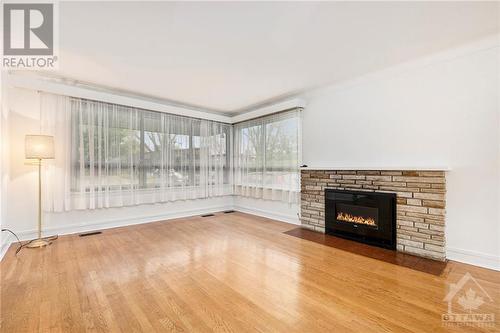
[6,73,234,123]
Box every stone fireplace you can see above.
[300,169,446,261]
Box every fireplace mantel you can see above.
[300,166,450,171]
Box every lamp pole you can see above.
[27,158,52,248]
[24,134,57,248]
[38,158,41,240]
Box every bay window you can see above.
[40,92,300,212]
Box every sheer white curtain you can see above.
[233,109,301,203]
[40,93,232,211]
[40,93,72,212]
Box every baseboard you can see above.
[12,205,234,243]
[447,247,500,271]
[234,205,300,225]
[0,232,15,261]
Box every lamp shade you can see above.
[25,135,55,159]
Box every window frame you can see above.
[233,108,301,191]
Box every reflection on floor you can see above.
[284,227,448,276]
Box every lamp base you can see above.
[43,235,58,242]
[26,238,52,248]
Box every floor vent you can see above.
[223,210,235,214]
[79,231,102,237]
[201,213,215,217]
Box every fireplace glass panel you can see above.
[325,189,396,249]
[335,203,379,229]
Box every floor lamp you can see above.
[25,135,55,248]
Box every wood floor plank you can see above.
[1,212,499,333]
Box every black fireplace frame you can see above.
[324,189,397,250]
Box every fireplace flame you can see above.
[337,212,376,226]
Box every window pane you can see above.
[240,124,263,186]
[143,130,163,189]
[169,134,191,187]
[265,117,299,190]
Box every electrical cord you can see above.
[1,228,34,255]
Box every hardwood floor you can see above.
[1,212,499,332]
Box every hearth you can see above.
[325,189,396,249]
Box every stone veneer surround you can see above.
[300,170,446,261]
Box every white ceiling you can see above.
[48,1,499,114]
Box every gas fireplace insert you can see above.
[325,189,396,249]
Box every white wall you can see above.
[233,197,299,225]
[0,71,11,258]
[300,44,499,270]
